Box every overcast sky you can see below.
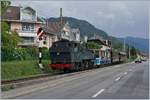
[11,0,149,39]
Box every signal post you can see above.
[36,27,45,69]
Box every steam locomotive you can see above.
[49,40,126,71]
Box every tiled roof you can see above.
[41,26,56,35]
[47,19,66,34]
[88,38,107,46]
[2,6,43,22]
[2,6,20,20]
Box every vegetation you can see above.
[130,46,138,60]
[86,42,102,49]
[2,47,50,61]
[1,1,52,81]
[1,1,50,61]
[108,36,123,51]
[1,60,52,80]
[1,1,22,61]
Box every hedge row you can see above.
[1,47,50,61]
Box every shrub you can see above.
[1,47,50,61]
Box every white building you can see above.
[2,6,45,47]
[71,28,80,42]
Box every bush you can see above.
[42,47,50,60]
[1,60,42,80]
[86,42,102,49]
[1,47,50,61]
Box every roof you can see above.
[41,26,56,35]
[87,38,108,46]
[46,19,66,34]
[2,6,43,22]
[2,6,20,20]
[119,51,126,55]
[89,35,104,41]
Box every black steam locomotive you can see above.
[49,40,126,71]
[49,40,95,71]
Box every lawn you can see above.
[1,60,53,80]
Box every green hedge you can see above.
[87,42,102,49]
[1,47,50,61]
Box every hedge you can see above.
[1,47,50,61]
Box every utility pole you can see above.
[129,46,131,60]
[110,36,113,63]
[123,38,126,52]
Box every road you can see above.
[10,61,150,99]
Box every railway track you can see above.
[2,71,70,85]
[1,74,53,84]
[1,69,97,91]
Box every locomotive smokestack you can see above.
[60,8,62,17]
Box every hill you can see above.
[47,17,108,38]
[47,17,125,50]
[118,37,149,53]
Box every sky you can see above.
[11,0,149,39]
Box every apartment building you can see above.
[2,6,46,47]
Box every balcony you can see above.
[16,29,37,37]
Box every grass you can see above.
[1,60,53,80]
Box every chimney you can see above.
[84,36,88,43]
[60,8,63,27]
[60,8,62,17]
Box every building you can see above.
[71,28,80,42]
[46,19,72,40]
[40,26,58,48]
[88,36,111,61]
[2,6,45,47]
[46,8,80,43]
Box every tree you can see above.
[86,42,102,49]
[130,46,138,60]
[1,22,21,48]
[1,1,21,61]
[113,43,123,51]
[1,1,21,48]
